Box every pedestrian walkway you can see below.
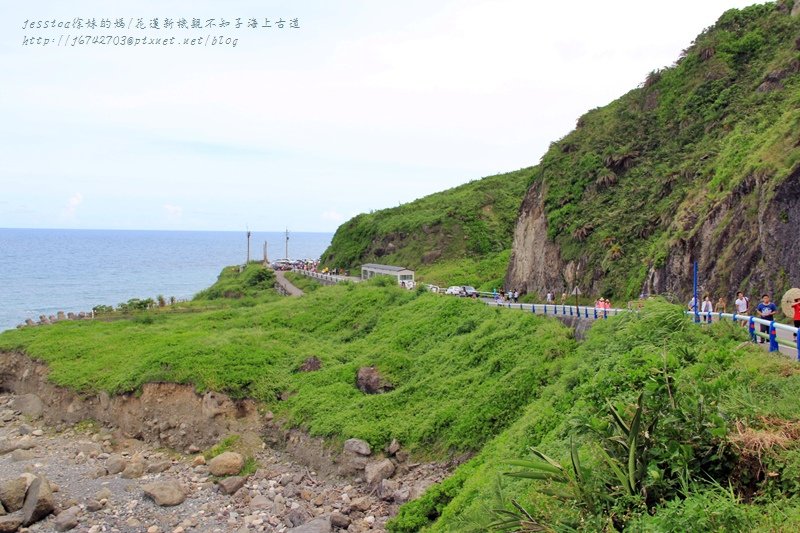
[274,271,304,297]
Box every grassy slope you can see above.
[319,168,535,282]
[389,301,800,532]
[322,4,800,300]
[0,277,572,455]
[535,2,800,298]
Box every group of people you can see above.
[594,297,613,309]
[494,288,520,303]
[689,291,800,343]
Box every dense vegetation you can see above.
[3,266,800,530]
[0,276,572,455]
[319,168,534,281]
[322,2,800,300]
[389,300,800,532]
[526,1,800,298]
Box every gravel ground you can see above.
[0,393,448,533]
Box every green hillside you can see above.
[319,167,534,282]
[508,1,800,300]
[390,301,800,532]
[0,276,572,455]
[3,273,800,531]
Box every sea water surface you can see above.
[0,228,332,332]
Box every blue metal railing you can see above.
[684,310,800,360]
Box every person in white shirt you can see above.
[734,291,749,327]
[701,294,713,323]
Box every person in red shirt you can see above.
[793,297,800,340]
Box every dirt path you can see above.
[274,272,304,297]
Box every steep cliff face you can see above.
[507,2,800,300]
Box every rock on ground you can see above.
[21,475,55,526]
[142,480,187,506]
[287,517,332,533]
[343,438,371,456]
[365,458,395,485]
[208,451,244,476]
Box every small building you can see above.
[361,263,415,285]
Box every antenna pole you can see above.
[285,228,289,260]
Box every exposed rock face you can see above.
[356,367,393,395]
[506,167,800,300]
[505,180,566,296]
[0,354,260,452]
[10,394,43,420]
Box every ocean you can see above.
[0,228,332,332]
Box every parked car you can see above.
[461,286,479,298]
[445,286,463,296]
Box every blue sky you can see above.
[1,0,763,232]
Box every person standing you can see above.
[715,297,726,313]
[701,295,713,323]
[792,296,800,340]
[546,291,553,303]
[513,289,519,303]
[734,291,749,327]
[756,294,778,344]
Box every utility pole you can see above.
[246,228,251,264]
[285,228,289,260]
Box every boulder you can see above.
[330,511,351,529]
[0,515,22,533]
[22,476,55,526]
[287,508,311,527]
[249,494,270,509]
[105,454,127,475]
[208,452,244,476]
[387,439,401,455]
[11,394,43,420]
[349,496,372,512]
[0,437,35,456]
[54,506,80,531]
[343,439,371,456]
[147,460,172,473]
[365,459,395,485]
[142,480,186,507]
[0,477,27,512]
[356,367,393,394]
[286,517,331,533]
[298,356,322,372]
[10,449,35,462]
[121,461,145,479]
[217,476,246,495]
[377,479,400,501]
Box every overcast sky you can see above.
[1,0,765,232]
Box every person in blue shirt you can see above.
[756,293,778,344]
